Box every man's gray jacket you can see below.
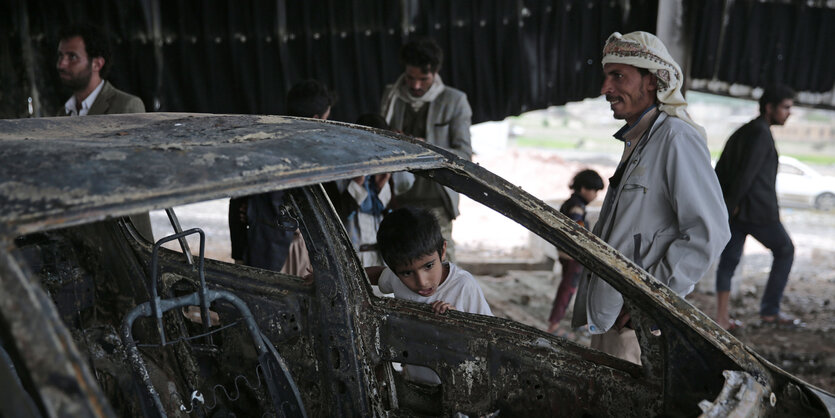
[381,84,472,218]
[572,113,731,333]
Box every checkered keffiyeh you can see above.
[602,31,706,139]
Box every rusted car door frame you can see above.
[422,153,830,416]
[297,182,661,416]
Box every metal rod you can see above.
[164,208,194,265]
[149,228,206,345]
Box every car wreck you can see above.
[0,113,833,417]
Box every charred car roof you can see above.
[0,113,443,238]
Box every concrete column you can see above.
[655,0,693,93]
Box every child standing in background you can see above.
[547,169,604,335]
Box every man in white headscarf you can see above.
[571,31,730,364]
[380,38,472,262]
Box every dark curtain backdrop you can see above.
[690,0,835,94]
[1,0,658,122]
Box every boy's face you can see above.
[392,241,447,297]
[579,187,599,203]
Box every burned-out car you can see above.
[0,114,833,417]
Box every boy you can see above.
[366,207,492,384]
[547,169,604,335]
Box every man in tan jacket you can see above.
[56,23,151,241]
[56,23,145,116]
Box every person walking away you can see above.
[714,84,801,330]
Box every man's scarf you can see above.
[602,31,706,139]
[382,72,445,124]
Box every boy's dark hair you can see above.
[58,23,112,78]
[355,113,390,130]
[400,38,443,74]
[377,207,445,269]
[759,84,795,115]
[569,169,604,192]
[286,79,336,118]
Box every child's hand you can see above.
[431,301,456,314]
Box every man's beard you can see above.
[59,65,93,92]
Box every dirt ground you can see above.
[457,147,835,394]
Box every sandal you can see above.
[760,313,806,328]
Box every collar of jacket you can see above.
[613,104,658,142]
[87,81,116,115]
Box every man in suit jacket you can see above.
[714,84,799,330]
[380,38,472,262]
[56,24,145,116]
[56,23,151,241]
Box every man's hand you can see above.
[431,301,456,314]
[374,173,391,191]
[352,176,365,185]
[615,308,632,331]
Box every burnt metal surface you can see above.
[0,248,114,417]
[0,113,442,237]
[698,370,769,417]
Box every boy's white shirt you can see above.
[378,262,492,385]
[378,262,492,315]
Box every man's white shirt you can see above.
[64,79,104,116]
